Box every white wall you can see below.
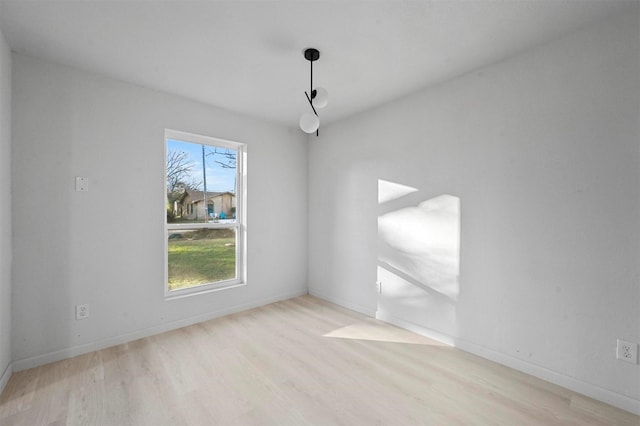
[0,20,12,392]
[11,54,308,368]
[309,10,640,413]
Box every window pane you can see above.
[167,139,237,224]
[167,228,237,291]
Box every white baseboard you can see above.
[12,289,308,372]
[308,289,377,317]
[376,309,640,416]
[0,361,12,395]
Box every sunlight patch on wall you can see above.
[378,194,461,300]
[378,179,419,204]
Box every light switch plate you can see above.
[75,176,89,192]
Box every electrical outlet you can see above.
[616,339,638,364]
[76,304,89,320]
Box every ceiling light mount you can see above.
[299,48,328,135]
[304,48,320,62]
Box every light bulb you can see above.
[299,113,319,133]
[313,87,328,108]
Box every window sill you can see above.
[165,281,246,301]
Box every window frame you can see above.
[164,129,247,299]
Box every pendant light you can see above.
[299,48,328,135]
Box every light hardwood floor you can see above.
[1,295,638,425]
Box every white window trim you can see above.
[164,129,247,299]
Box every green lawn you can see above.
[168,228,236,291]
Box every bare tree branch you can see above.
[206,147,236,169]
[166,150,194,192]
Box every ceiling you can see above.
[0,1,636,129]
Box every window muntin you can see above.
[165,129,245,297]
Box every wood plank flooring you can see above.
[1,295,638,425]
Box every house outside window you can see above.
[165,129,246,298]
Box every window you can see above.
[165,129,245,297]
